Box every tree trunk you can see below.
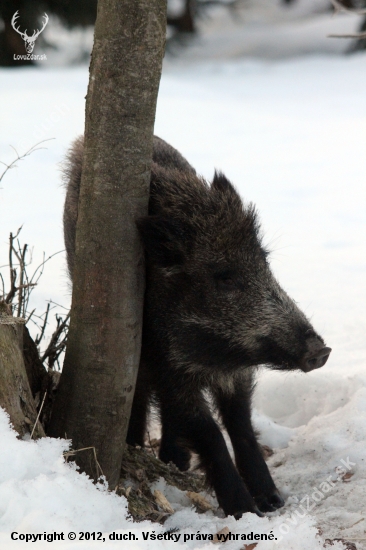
[48,0,166,487]
[0,306,44,438]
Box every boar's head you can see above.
[138,165,331,378]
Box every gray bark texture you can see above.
[48,0,166,487]
[0,304,44,439]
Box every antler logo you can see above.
[11,11,49,54]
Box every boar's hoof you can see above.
[221,482,264,519]
[159,443,191,471]
[302,346,332,372]
[253,506,265,518]
[254,489,285,513]
[233,506,264,520]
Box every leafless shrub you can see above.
[1,140,69,371]
[40,309,70,370]
[0,228,69,370]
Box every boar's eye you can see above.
[215,272,238,291]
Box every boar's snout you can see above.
[300,337,331,372]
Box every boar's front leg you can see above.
[214,382,284,513]
[158,381,262,518]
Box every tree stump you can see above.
[0,303,44,438]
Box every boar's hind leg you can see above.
[214,383,284,513]
[158,386,262,518]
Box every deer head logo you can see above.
[11,11,49,54]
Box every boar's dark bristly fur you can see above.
[63,135,331,519]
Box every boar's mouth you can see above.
[176,324,331,374]
[253,335,331,373]
[300,346,332,373]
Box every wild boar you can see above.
[63,135,331,518]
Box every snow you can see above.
[1,4,366,549]
[0,410,129,534]
[0,402,339,549]
[163,0,361,62]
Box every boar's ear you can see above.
[137,215,192,268]
[212,171,239,199]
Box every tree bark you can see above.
[48,0,166,487]
[0,306,44,438]
[22,325,48,397]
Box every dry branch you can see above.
[330,0,366,15]
[1,227,68,372]
[40,312,70,370]
[64,446,104,479]
[329,0,366,39]
[0,225,70,439]
[328,32,366,37]
[0,139,54,183]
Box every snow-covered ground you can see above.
[1,4,366,549]
[165,0,361,62]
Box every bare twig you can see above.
[40,312,70,369]
[329,0,366,39]
[35,302,50,346]
[0,139,55,183]
[63,446,104,479]
[328,32,366,37]
[25,308,36,324]
[0,272,5,300]
[30,391,47,439]
[6,230,17,305]
[28,249,64,288]
[17,242,28,317]
[198,0,240,6]
[46,299,70,311]
[330,0,366,15]
[5,269,17,304]
[5,230,37,312]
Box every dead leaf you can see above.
[213,527,230,544]
[186,491,213,512]
[154,490,174,514]
[261,445,274,459]
[134,468,145,481]
[341,472,354,482]
[324,538,356,550]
